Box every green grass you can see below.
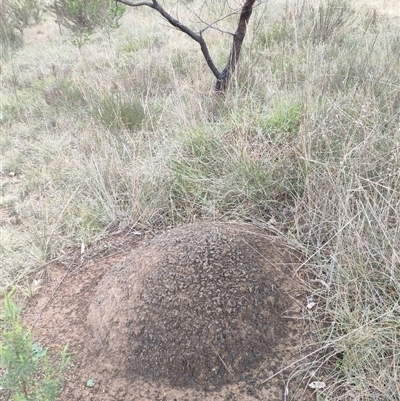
[0,0,400,399]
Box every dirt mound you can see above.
[87,223,307,393]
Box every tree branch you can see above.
[117,0,259,92]
[117,0,221,79]
[117,0,154,7]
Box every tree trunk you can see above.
[215,0,257,92]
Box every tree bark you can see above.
[215,0,257,92]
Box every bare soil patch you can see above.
[23,223,315,401]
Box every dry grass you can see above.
[353,0,400,17]
[1,0,400,399]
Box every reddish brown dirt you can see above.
[22,223,316,401]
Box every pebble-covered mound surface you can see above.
[87,223,307,393]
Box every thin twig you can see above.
[212,345,234,376]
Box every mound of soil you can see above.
[87,223,308,394]
[24,223,313,400]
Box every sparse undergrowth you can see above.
[0,0,399,399]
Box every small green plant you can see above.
[49,0,125,48]
[86,378,95,387]
[260,101,302,138]
[0,290,70,401]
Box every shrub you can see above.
[5,0,43,36]
[0,0,43,57]
[0,14,22,58]
[49,0,125,48]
